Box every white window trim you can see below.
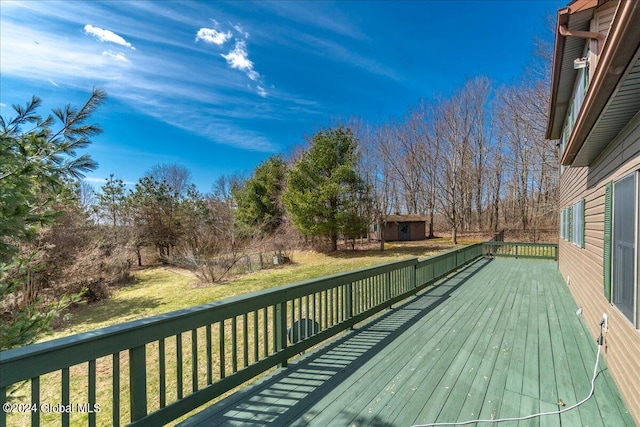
[611,171,639,329]
[572,199,584,248]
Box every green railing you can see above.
[0,244,483,427]
[482,241,558,260]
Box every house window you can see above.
[610,173,638,326]
[561,207,571,241]
[573,199,585,248]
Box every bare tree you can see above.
[353,119,395,250]
[146,163,192,196]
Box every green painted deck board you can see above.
[178,258,635,427]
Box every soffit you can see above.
[547,6,596,139]
[573,49,640,165]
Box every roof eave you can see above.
[561,0,640,166]
[546,2,599,140]
[546,8,571,140]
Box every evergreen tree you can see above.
[283,126,369,251]
[0,89,104,350]
[233,155,287,238]
[97,174,127,227]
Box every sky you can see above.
[1,0,565,193]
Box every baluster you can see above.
[386,271,391,303]
[31,377,39,427]
[272,305,278,355]
[159,339,166,408]
[346,282,353,322]
[312,293,318,334]
[263,308,268,357]
[242,313,249,368]
[290,299,296,340]
[112,354,120,427]
[305,295,310,337]
[321,290,326,327]
[89,359,96,427]
[176,335,183,399]
[206,325,212,385]
[219,321,226,379]
[191,329,198,392]
[1,386,6,427]
[253,311,259,363]
[62,368,70,427]
[297,297,303,340]
[231,317,238,373]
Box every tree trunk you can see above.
[428,210,434,238]
[451,227,458,245]
[378,216,385,251]
[331,234,338,251]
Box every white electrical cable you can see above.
[411,344,602,427]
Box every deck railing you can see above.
[482,241,558,260]
[1,244,485,427]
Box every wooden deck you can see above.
[178,258,634,427]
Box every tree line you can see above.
[0,46,556,350]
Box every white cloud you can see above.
[233,23,249,39]
[257,85,268,98]
[0,103,6,107]
[195,27,232,46]
[48,79,59,87]
[102,50,129,63]
[221,40,259,81]
[2,9,280,152]
[84,24,135,50]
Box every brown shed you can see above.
[377,214,427,241]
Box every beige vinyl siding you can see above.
[558,111,640,424]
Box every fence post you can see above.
[129,345,148,422]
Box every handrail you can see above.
[482,241,558,260]
[0,243,486,427]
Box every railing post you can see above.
[275,302,287,367]
[129,345,147,422]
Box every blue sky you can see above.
[1,0,564,192]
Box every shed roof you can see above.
[384,214,428,223]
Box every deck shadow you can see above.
[179,257,492,427]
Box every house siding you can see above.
[558,111,640,424]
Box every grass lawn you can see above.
[44,238,474,340]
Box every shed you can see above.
[378,214,427,241]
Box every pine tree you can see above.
[283,126,369,251]
[0,89,105,350]
[233,155,287,239]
